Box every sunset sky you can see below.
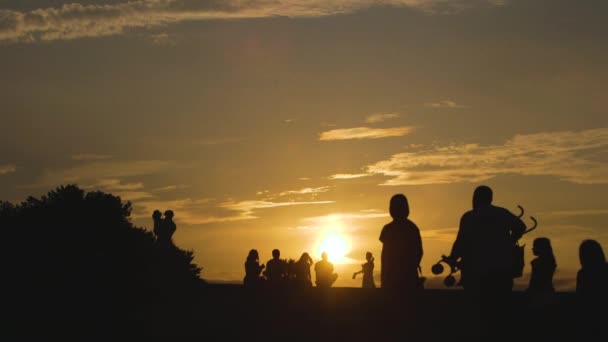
[1,0,607,289]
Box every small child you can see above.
[353,252,376,288]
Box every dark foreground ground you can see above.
[6,284,604,341]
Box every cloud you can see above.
[35,159,172,187]
[327,173,369,180]
[70,153,112,161]
[0,1,506,43]
[319,126,414,141]
[424,100,467,109]
[541,209,608,218]
[132,197,226,225]
[85,178,145,191]
[279,186,330,196]
[220,199,335,220]
[0,164,16,175]
[196,137,243,146]
[365,113,400,123]
[288,211,390,231]
[363,128,608,185]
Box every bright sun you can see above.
[317,234,350,262]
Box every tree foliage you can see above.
[1,184,204,321]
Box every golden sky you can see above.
[1,0,607,289]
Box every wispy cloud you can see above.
[0,1,506,43]
[35,160,172,187]
[365,113,400,123]
[364,128,608,185]
[424,100,467,109]
[197,137,243,146]
[541,209,608,218]
[221,200,335,220]
[85,178,144,191]
[279,186,331,196]
[327,173,369,180]
[132,197,224,225]
[289,211,390,231]
[319,126,414,141]
[0,164,16,175]
[70,153,111,161]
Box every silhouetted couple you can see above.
[152,209,177,248]
[260,249,313,287]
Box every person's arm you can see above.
[414,227,423,267]
[507,209,527,242]
[449,215,467,261]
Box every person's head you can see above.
[164,210,174,219]
[321,251,328,261]
[366,251,373,262]
[579,239,606,269]
[152,210,162,220]
[532,237,554,258]
[247,249,259,262]
[389,194,409,220]
[272,249,280,259]
[472,185,493,209]
[299,252,312,264]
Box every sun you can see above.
[317,234,350,263]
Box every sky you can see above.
[1,0,607,290]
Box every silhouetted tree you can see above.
[1,185,204,329]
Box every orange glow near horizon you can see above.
[314,216,352,263]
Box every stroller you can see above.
[431,205,538,287]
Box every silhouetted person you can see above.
[294,252,313,288]
[353,251,376,288]
[152,209,163,239]
[576,239,608,338]
[154,209,176,248]
[315,252,338,288]
[244,249,265,288]
[527,237,556,302]
[576,239,608,303]
[263,249,287,285]
[447,185,526,336]
[379,194,423,290]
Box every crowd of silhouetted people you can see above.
[239,185,608,336]
[243,248,341,289]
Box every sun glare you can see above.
[318,235,349,261]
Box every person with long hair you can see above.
[295,252,314,288]
[244,249,265,288]
[527,237,557,294]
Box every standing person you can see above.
[263,249,287,286]
[576,239,608,303]
[446,185,526,336]
[162,210,177,246]
[379,194,423,290]
[527,238,557,300]
[244,249,265,288]
[575,239,608,338]
[314,252,338,288]
[353,251,376,288]
[295,252,314,288]
[152,210,163,241]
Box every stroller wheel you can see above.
[431,263,444,275]
[444,275,456,287]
